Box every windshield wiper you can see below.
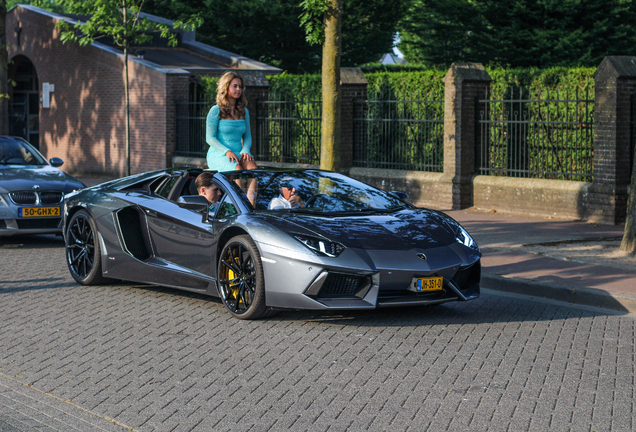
[363,205,408,213]
[291,209,376,216]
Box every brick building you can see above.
[6,5,280,177]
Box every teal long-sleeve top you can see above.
[205,105,253,171]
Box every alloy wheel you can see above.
[219,241,257,315]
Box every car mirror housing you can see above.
[49,157,64,167]
[178,195,210,211]
[177,195,211,222]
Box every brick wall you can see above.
[7,6,189,177]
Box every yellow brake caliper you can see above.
[227,250,241,303]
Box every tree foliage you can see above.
[7,0,65,13]
[56,0,199,49]
[143,0,404,73]
[399,0,636,68]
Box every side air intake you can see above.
[116,207,151,261]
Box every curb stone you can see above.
[482,274,636,314]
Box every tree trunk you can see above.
[0,0,9,135]
[620,157,636,253]
[320,0,342,172]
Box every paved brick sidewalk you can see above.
[0,375,130,432]
[2,230,635,431]
[444,209,636,312]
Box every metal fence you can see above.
[476,87,594,181]
[254,97,321,165]
[353,92,444,171]
[175,100,212,158]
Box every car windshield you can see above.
[0,139,47,165]
[221,170,411,214]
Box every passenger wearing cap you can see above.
[269,178,305,210]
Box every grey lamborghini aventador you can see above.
[63,168,481,319]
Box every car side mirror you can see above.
[178,195,211,222]
[50,157,64,167]
[389,190,409,200]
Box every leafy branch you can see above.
[56,0,202,48]
[299,0,329,45]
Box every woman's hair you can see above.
[216,71,247,119]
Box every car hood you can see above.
[261,208,466,251]
[0,165,85,193]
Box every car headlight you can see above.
[456,225,479,251]
[293,234,345,257]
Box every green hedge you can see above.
[201,66,595,102]
[265,70,446,100]
[488,66,595,98]
[200,76,220,101]
[268,73,322,100]
[358,63,435,73]
[365,70,445,99]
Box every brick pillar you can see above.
[582,56,636,224]
[165,72,190,169]
[440,63,491,209]
[340,67,367,170]
[242,71,270,159]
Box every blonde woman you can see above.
[206,71,257,172]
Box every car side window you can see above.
[155,175,180,199]
[216,196,238,219]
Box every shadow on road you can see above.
[0,234,64,249]
[128,283,621,327]
[0,277,72,294]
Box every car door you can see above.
[118,174,218,281]
[143,214,217,280]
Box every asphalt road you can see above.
[1,234,634,432]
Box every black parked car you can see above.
[0,136,85,236]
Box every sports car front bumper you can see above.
[258,242,481,311]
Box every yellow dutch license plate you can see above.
[18,207,61,218]
[413,276,443,292]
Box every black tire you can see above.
[217,235,270,320]
[65,209,107,285]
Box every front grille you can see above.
[452,262,481,290]
[16,218,61,229]
[40,191,64,204]
[10,192,36,204]
[318,273,367,298]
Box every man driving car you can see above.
[269,177,305,210]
